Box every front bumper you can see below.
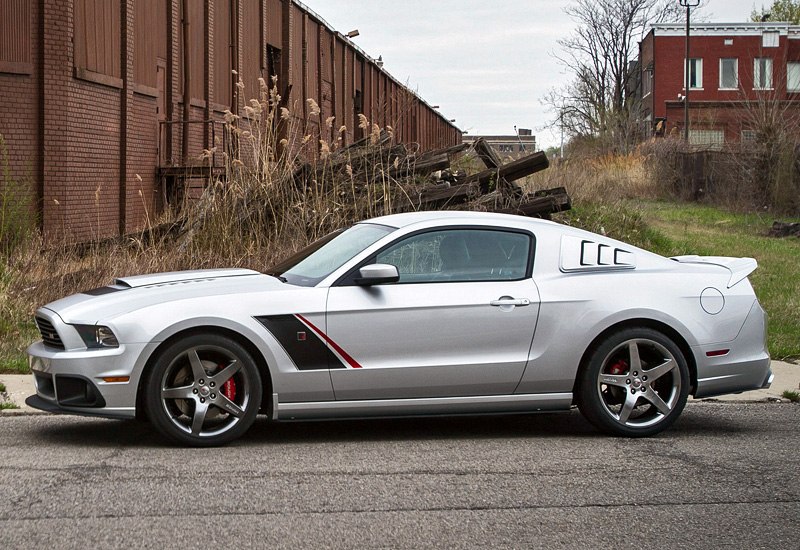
[27,340,149,419]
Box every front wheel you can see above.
[577,328,689,437]
[144,333,263,446]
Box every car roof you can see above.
[364,210,560,230]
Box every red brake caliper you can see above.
[220,364,237,401]
[609,359,628,375]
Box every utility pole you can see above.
[679,0,700,143]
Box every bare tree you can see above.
[751,0,800,23]
[548,0,690,154]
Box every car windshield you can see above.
[269,223,395,286]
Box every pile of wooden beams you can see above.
[769,221,800,238]
[294,135,570,220]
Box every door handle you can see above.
[490,297,530,307]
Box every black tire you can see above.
[577,327,689,437]
[144,333,263,446]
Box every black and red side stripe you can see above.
[255,314,362,370]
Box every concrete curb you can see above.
[2,360,798,417]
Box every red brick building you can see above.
[0,0,461,241]
[639,22,800,145]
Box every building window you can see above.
[742,130,757,142]
[642,69,653,96]
[788,62,800,92]
[754,58,773,89]
[685,58,702,89]
[719,58,738,89]
[762,31,779,48]
[724,38,734,46]
[689,129,725,147]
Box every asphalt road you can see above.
[1,403,799,549]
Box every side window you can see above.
[376,229,531,283]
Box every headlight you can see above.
[74,325,120,349]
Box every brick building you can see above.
[462,130,536,161]
[639,22,800,145]
[0,0,461,241]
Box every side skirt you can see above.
[273,392,573,421]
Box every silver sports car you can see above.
[27,211,772,446]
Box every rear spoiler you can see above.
[670,256,758,288]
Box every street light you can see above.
[679,0,701,143]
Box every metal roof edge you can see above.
[650,21,800,35]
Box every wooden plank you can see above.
[462,151,549,193]
[493,189,571,219]
[388,153,449,178]
[472,136,501,169]
[416,142,469,161]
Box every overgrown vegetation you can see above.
[1,78,799,375]
[0,380,19,410]
[0,80,468,373]
[528,148,800,359]
[783,390,800,403]
[0,134,36,257]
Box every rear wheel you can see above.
[577,328,689,437]
[144,333,262,446]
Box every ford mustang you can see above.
[27,211,772,446]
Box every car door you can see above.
[325,227,540,400]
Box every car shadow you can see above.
[243,410,601,444]
[30,404,765,448]
[30,409,600,448]
[31,416,163,447]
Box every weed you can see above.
[0,382,6,392]
[782,390,800,403]
[0,133,36,256]
[0,402,19,410]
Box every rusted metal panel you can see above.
[362,61,371,124]
[0,0,31,71]
[265,0,282,47]
[333,36,344,126]
[241,0,263,101]
[306,18,319,106]
[289,2,304,114]
[319,27,332,83]
[74,0,121,78]
[178,0,204,100]
[214,0,232,107]
[134,0,167,88]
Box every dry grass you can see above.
[1,79,416,371]
[524,151,663,205]
[3,84,799,371]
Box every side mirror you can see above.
[354,264,399,286]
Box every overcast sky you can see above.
[314,0,768,148]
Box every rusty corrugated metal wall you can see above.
[161,0,464,159]
[0,0,461,241]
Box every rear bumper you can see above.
[693,299,771,399]
[761,370,774,389]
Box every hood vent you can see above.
[35,316,64,350]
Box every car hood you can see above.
[41,268,288,324]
